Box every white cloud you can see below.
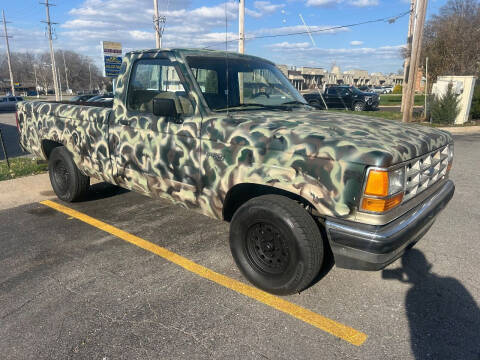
[306,0,343,6]
[254,1,286,13]
[349,0,379,6]
[306,0,379,7]
[350,40,364,46]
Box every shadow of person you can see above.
[382,249,480,360]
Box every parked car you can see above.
[0,96,24,112]
[303,86,380,111]
[69,94,97,102]
[27,91,39,96]
[17,48,455,295]
[382,86,393,94]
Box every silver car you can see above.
[0,96,24,112]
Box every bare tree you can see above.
[0,49,109,93]
[421,0,480,82]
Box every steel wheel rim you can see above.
[246,222,290,275]
[53,159,69,194]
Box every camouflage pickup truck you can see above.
[17,48,455,295]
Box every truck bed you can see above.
[17,100,114,182]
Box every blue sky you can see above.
[1,0,448,74]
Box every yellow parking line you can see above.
[40,199,367,346]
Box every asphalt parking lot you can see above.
[1,112,479,359]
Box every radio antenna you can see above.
[224,1,229,116]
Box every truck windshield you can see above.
[186,56,307,112]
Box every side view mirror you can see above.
[153,98,179,119]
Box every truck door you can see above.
[110,55,202,208]
[337,88,352,109]
[324,87,340,108]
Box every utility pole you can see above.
[401,0,416,113]
[41,0,60,101]
[238,0,245,53]
[153,0,166,48]
[403,0,428,123]
[1,10,15,96]
[62,51,70,92]
[153,0,161,48]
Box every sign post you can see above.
[101,41,122,92]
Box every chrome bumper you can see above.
[324,180,455,270]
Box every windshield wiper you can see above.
[280,100,308,106]
[214,103,292,111]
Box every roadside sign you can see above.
[101,41,122,78]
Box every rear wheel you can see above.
[48,146,90,202]
[229,195,324,295]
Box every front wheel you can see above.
[353,102,365,111]
[229,195,324,295]
[48,146,90,202]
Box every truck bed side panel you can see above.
[18,101,115,183]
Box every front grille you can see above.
[403,146,449,202]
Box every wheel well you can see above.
[222,183,315,222]
[41,140,63,159]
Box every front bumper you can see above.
[325,180,455,270]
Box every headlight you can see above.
[361,168,405,213]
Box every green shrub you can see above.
[429,83,460,125]
[470,80,480,120]
[392,85,403,94]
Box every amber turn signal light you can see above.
[364,170,389,197]
[361,193,404,213]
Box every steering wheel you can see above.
[252,90,270,99]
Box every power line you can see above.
[203,9,411,49]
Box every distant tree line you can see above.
[0,50,111,94]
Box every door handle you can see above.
[118,119,130,126]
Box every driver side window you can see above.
[128,59,194,116]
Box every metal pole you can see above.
[403,0,428,123]
[401,0,417,113]
[238,0,245,53]
[62,51,69,92]
[154,0,161,48]
[299,13,316,47]
[33,66,40,98]
[88,62,92,92]
[42,0,60,101]
[57,66,62,101]
[425,56,429,122]
[0,129,10,168]
[2,10,15,96]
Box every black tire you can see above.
[48,146,90,202]
[229,195,324,295]
[353,101,365,111]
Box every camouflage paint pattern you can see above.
[17,48,453,222]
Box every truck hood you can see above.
[221,109,453,167]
